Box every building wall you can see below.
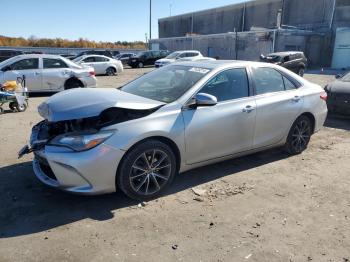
[151,30,325,67]
[158,0,341,38]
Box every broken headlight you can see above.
[49,131,115,151]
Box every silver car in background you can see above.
[0,54,97,92]
[21,61,328,200]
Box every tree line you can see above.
[0,35,146,49]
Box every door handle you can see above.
[242,105,255,113]
[292,96,301,102]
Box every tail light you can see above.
[89,71,95,76]
[320,91,328,101]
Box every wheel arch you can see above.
[116,136,182,179]
[64,77,84,89]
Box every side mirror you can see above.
[1,66,11,72]
[335,74,343,79]
[191,93,217,108]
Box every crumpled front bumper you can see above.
[30,123,125,195]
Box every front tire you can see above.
[117,140,177,201]
[284,115,312,155]
[138,62,144,68]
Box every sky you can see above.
[1,0,243,42]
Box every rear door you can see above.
[252,67,303,148]
[81,56,98,73]
[42,58,71,91]
[2,58,42,91]
[93,56,109,74]
[182,68,257,164]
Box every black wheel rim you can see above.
[129,149,171,196]
[107,68,114,75]
[291,119,311,152]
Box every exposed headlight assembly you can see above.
[49,131,115,151]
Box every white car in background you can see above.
[155,50,203,67]
[0,54,97,92]
[73,55,123,76]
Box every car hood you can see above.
[38,88,165,122]
[156,58,174,63]
[327,80,350,94]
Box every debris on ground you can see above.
[245,254,252,259]
[191,187,207,196]
[193,197,204,202]
[137,202,147,208]
[172,244,178,250]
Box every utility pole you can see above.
[170,3,172,16]
[149,0,152,40]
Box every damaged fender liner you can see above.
[46,106,162,138]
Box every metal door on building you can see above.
[332,28,350,69]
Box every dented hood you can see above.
[38,88,165,122]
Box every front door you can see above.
[3,58,42,91]
[182,68,256,164]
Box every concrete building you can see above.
[151,0,350,68]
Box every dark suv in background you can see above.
[260,51,307,76]
[128,50,170,68]
[0,49,24,62]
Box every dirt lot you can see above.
[0,69,349,262]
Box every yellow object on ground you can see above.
[2,81,18,91]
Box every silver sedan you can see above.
[20,61,328,200]
[0,54,97,92]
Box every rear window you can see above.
[43,58,68,69]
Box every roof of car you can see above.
[76,54,111,58]
[8,54,66,59]
[267,51,304,57]
[173,60,272,69]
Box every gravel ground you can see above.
[0,68,349,262]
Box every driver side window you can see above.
[199,68,249,102]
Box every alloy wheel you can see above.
[129,149,172,196]
[291,119,311,153]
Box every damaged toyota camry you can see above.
[19,61,328,200]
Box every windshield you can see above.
[341,72,350,81]
[165,52,181,59]
[120,65,211,103]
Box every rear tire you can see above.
[117,140,177,201]
[284,115,312,155]
[138,62,144,68]
[298,67,305,77]
[65,79,83,90]
[106,67,116,76]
